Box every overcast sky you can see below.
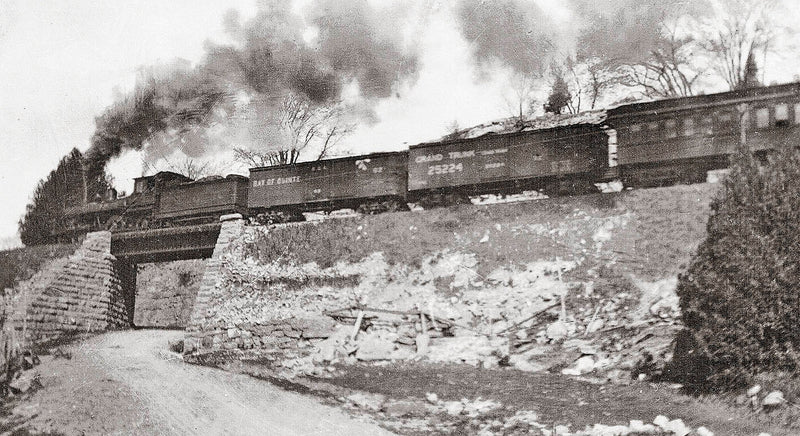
[1,0,799,247]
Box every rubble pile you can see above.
[193,249,684,381]
[185,218,685,381]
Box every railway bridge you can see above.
[111,222,222,263]
[10,214,244,341]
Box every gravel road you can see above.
[8,329,394,435]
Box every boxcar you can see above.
[248,151,408,215]
[155,175,249,225]
[608,82,800,186]
[407,123,610,200]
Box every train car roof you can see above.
[410,115,607,151]
[133,171,191,182]
[607,82,800,119]
[425,110,608,146]
[249,150,408,172]
[171,174,249,186]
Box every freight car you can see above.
[247,151,408,223]
[608,82,800,186]
[407,120,611,206]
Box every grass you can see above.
[0,243,79,292]
[312,362,792,435]
[239,184,717,283]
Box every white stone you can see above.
[546,321,569,341]
[554,424,571,434]
[747,384,762,397]
[696,426,714,436]
[415,333,430,355]
[587,423,631,436]
[762,390,785,407]
[443,401,464,416]
[628,420,657,433]
[662,418,690,436]
[562,355,595,376]
[652,415,670,429]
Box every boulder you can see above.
[546,321,569,341]
[561,356,595,376]
[296,317,337,339]
[628,420,657,433]
[346,392,386,412]
[443,401,465,416]
[355,332,396,361]
[509,354,547,373]
[415,333,430,355]
[762,391,785,407]
[652,415,670,429]
[662,419,690,436]
[747,384,762,397]
[384,399,428,417]
[696,426,714,436]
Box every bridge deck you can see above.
[111,223,221,263]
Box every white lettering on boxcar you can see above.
[275,176,301,184]
[427,162,464,175]
[479,148,508,156]
[415,154,444,163]
[485,162,505,169]
[448,150,475,159]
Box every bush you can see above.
[670,145,800,392]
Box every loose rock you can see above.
[762,391,785,407]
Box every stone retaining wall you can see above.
[134,259,205,328]
[8,231,132,342]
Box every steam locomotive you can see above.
[52,82,800,241]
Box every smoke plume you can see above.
[569,0,708,63]
[84,0,420,183]
[455,0,555,76]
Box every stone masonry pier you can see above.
[9,232,135,342]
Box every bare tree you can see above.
[233,93,353,167]
[503,72,542,124]
[174,157,227,179]
[575,3,704,99]
[582,59,625,109]
[700,0,777,90]
[618,25,703,98]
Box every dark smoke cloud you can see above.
[309,0,419,99]
[84,60,233,192]
[455,0,554,76]
[84,0,420,182]
[570,0,709,64]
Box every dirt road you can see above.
[7,330,394,435]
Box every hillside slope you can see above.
[186,183,719,376]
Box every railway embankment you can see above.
[183,182,720,381]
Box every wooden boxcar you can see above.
[154,175,249,225]
[407,123,610,200]
[607,82,800,186]
[248,151,408,215]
